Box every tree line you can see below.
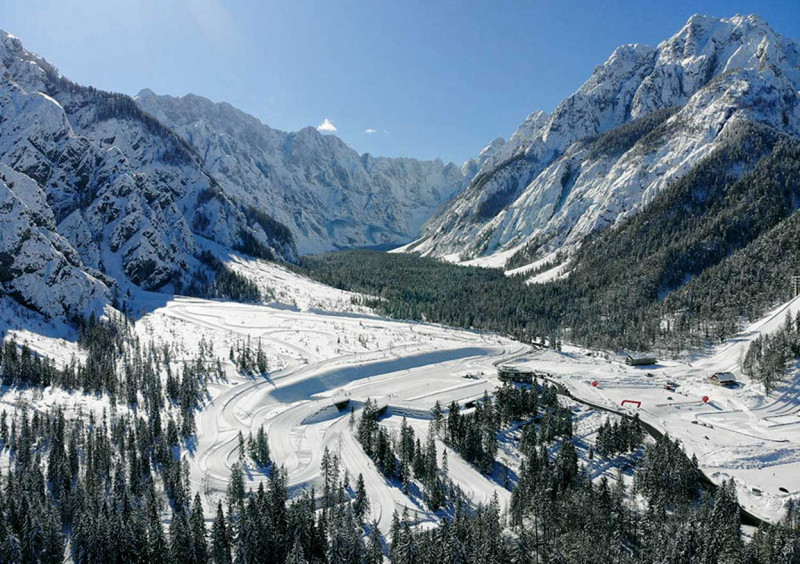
[743,311,800,393]
[300,121,800,361]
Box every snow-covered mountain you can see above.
[134,91,466,254]
[409,14,800,265]
[0,30,296,317]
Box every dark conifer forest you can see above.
[300,122,800,375]
[3,324,800,563]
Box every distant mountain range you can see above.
[134,90,466,255]
[0,30,465,317]
[3,13,800,322]
[407,14,800,268]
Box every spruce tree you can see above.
[210,502,231,564]
[191,493,208,564]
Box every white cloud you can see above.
[317,118,337,133]
[364,128,377,134]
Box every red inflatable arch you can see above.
[621,400,641,408]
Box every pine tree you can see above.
[170,508,195,564]
[286,538,308,564]
[353,473,369,521]
[191,493,208,563]
[431,401,443,435]
[148,502,170,564]
[211,502,231,564]
[227,463,245,506]
[366,522,383,564]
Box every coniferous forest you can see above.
[299,121,800,386]
[3,326,800,564]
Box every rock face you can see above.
[135,90,466,254]
[0,30,296,317]
[409,14,800,265]
[0,166,109,318]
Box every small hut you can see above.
[625,353,657,366]
[709,372,737,387]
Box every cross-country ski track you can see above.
[138,295,521,534]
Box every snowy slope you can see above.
[135,90,467,254]
[0,167,109,318]
[410,14,800,265]
[0,30,296,317]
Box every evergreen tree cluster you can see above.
[247,425,271,468]
[634,433,701,507]
[165,355,211,438]
[299,251,551,341]
[443,394,500,474]
[0,402,202,563]
[76,312,131,396]
[228,337,270,376]
[492,382,543,425]
[0,317,229,562]
[442,382,571,475]
[355,400,447,509]
[0,339,64,389]
[388,498,507,564]
[506,409,761,563]
[749,499,800,562]
[742,311,800,393]
[594,414,644,458]
[207,447,379,564]
[2,312,220,417]
[185,251,264,304]
[356,399,396,479]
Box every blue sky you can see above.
[2,1,799,163]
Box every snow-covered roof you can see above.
[711,372,737,382]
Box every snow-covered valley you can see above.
[0,260,524,536]
[4,9,800,561]
[142,294,521,534]
[6,256,800,533]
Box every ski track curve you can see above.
[162,298,524,534]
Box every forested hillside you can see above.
[302,121,800,355]
[532,121,800,351]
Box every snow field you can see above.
[511,294,800,523]
[130,277,524,534]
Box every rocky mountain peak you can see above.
[135,90,468,254]
[0,32,297,317]
[408,14,800,267]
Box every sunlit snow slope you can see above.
[133,261,523,533]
